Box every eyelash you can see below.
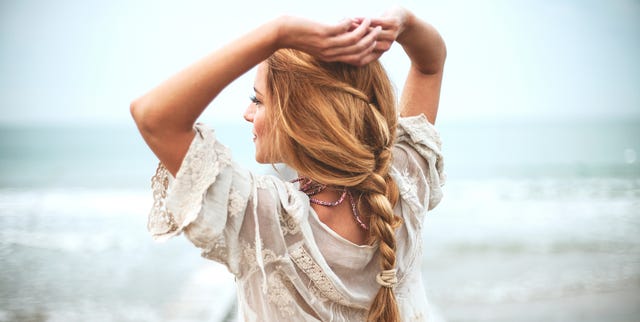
[249,95,261,105]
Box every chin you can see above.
[255,151,281,164]
[254,152,268,164]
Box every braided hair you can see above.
[266,49,402,322]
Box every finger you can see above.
[374,29,397,42]
[370,17,397,29]
[326,32,379,65]
[348,20,360,32]
[327,17,372,48]
[323,25,381,58]
[327,18,354,36]
[358,24,396,42]
[374,39,393,52]
[356,51,383,66]
[339,50,379,67]
[350,17,365,26]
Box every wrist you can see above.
[396,9,417,45]
[271,15,291,50]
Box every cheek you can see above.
[254,111,268,135]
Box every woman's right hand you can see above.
[369,6,413,54]
[329,7,413,65]
[275,16,382,66]
[368,6,446,122]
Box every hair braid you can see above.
[266,49,402,322]
[359,145,402,322]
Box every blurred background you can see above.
[1,0,639,321]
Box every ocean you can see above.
[0,118,638,321]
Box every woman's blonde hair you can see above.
[265,49,402,322]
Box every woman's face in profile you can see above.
[244,63,272,164]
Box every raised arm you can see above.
[372,7,446,123]
[130,16,381,176]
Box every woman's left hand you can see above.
[276,16,383,66]
[346,7,412,62]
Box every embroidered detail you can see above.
[147,124,231,240]
[169,135,227,223]
[289,246,347,305]
[267,268,296,317]
[390,167,423,216]
[277,181,302,235]
[147,124,233,240]
[148,163,178,235]
[202,234,228,263]
[396,115,446,210]
[279,211,300,235]
[241,241,279,274]
[228,187,245,218]
[254,175,272,189]
[399,168,419,198]
[308,284,329,302]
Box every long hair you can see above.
[265,49,402,322]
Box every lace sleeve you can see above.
[147,123,257,270]
[394,114,446,211]
[147,123,234,239]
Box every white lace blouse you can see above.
[147,114,446,321]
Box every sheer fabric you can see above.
[147,114,445,321]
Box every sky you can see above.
[0,0,639,125]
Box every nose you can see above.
[243,104,256,123]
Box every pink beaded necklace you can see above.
[291,177,368,230]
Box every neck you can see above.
[292,175,368,231]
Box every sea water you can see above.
[0,119,638,321]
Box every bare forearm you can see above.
[131,21,279,136]
[380,8,445,122]
[129,20,279,176]
[130,15,378,176]
[397,11,446,75]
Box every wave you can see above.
[0,188,151,217]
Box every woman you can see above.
[131,6,446,322]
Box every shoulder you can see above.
[247,173,312,230]
[391,114,446,212]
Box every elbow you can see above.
[440,39,447,63]
[129,98,141,124]
[130,97,157,135]
[441,39,447,66]
[130,98,192,138]
[420,33,447,75]
[414,35,447,76]
[426,38,447,75]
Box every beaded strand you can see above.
[291,177,368,230]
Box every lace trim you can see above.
[277,181,303,235]
[279,212,300,235]
[289,246,348,305]
[396,114,446,210]
[147,124,232,240]
[398,168,419,200]
[267,268,296,317]
[397,114,442,152]
[254,175,273,189]
[201,234,228,263]
[228,187,245,218]
[148,164,178,236]
[241,240,281,276]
